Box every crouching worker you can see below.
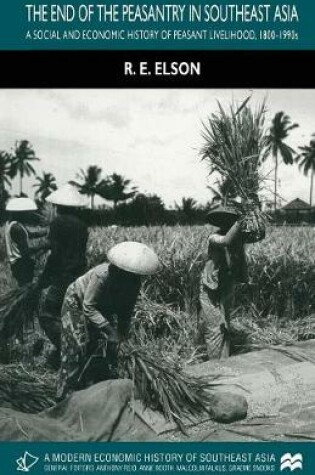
[197,203,265,360]
[57,241,160,399]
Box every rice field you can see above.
[1,224,315,364]
[89,225,315,320]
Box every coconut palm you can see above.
[296,136,315,207]
[70,165,105,209]
[180,197,197,213]
[265,112,299,211]
[10,140,40,196]
[175,197,198,223]
[0,151,12,212]
[33,172,57,203]
[105,173,137,208]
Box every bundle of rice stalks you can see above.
[201,97,267,199]
[201,97,269,239]
[0,282,40,340]
[0,364,56,413]
[236,202,268,243]
[119,342,220,429]
[131,295,202,366]
[133,295,182,339]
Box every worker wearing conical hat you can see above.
[38,184,88,361]
[57,241,160,399]
[198,201,265,360]
[197,204,248,360]
[5,198,48,286]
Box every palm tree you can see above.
[0,151,12,212]
[10,140,40,196]
[70,165,105,209]
[33,172,57,203]
[265,112,299,211]
[176,197,198,223]
[105,173,137,208]
[296,136,315,207]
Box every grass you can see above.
[85,224,315,320]
[1,224,315,365]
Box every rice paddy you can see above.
[1,223,314,364]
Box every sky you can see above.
[0,88,314,208]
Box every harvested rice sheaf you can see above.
[0,282,40,340]
[119,342,220,425]
[0,364,56,413]
[201,98,270,240]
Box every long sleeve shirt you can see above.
[74,263,140,337]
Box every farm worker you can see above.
[5,197,48,286]
[38,183,88,359]
[197,204,249,359]
[57,241,160,399]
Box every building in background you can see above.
[279,198,313,225]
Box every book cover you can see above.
[0,1,314,474]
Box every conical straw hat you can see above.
[46,183,88,208]
[6,197,37,212]
[208,204,239,227]
[107,241,160,276]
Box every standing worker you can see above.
[197,203,265,360]
[38,184,89,358]
[5,197,48,286]
[57,241,160,399]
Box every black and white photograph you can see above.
[1,88,315,443]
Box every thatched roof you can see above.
[281,198,311,211]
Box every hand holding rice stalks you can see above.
[235,201,268,243]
